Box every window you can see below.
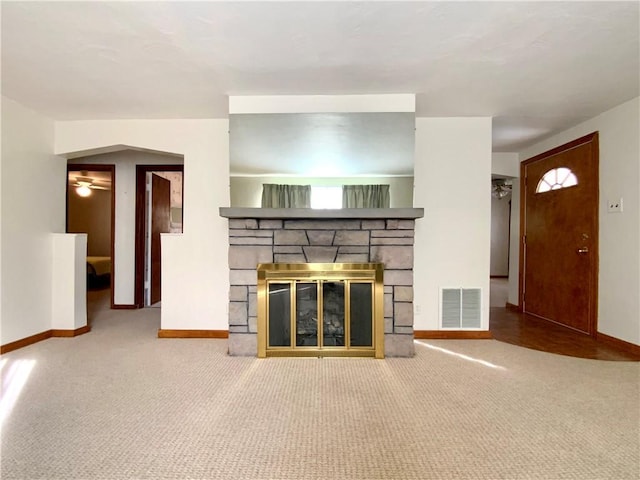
[310,186,342,209]
[536,167,578,193]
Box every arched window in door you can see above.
[536,167,578,193]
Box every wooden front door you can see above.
[520,132,599,335]
[150,174,171,305]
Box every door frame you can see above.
[518,131,599,336]
[134,165,184,308]
[66,163,116,309]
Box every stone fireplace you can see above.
[220,208,424,357]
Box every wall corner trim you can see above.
[1,331,52,354]
[157,329,229,339]
[505,302,521,312]
[51,326,91,338]
[1,326,91,354]
[596,332,640,356]
[414,330,493,340]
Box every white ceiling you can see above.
[2,1,638,159]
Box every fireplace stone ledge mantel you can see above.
[219,207,424,219]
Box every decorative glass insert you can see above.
[350,283,373,347]
[536,167,578,193]
[296,282,318,346]
[322,281,345,347]
[268,283,291,347]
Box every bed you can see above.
[87,256,111,288]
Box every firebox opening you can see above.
[257,263,384,358]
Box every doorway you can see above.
[519,132,599,335]
[134,165,184,308]
[66,164,116,319]
[490,176,513,308]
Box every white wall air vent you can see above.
[440,288,482,329]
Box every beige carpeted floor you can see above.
[1,289,638,479]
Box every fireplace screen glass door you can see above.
[259,263,383,358]
[268,283,291,347]
[296,282,319,346]
[270,280,372,349]
[320,281,345,346]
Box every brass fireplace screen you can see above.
[257,263,384,358]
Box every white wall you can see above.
[71,150,182,305]
[413,117,492,330]
[492,152,519,177]
[51,233,87,330]
[507,181,521,305]
[55,120,230,331]
[1,97,66,344]
[518,97,640,345]
[229,94,416,114]
[490,196,511,276]
[230,176,414,208]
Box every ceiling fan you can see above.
[71,175,110,197]
[491,179,512,199]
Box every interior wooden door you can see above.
[521,132,599,335]
[150,174,171,305]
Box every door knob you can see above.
[577,247,589,254]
